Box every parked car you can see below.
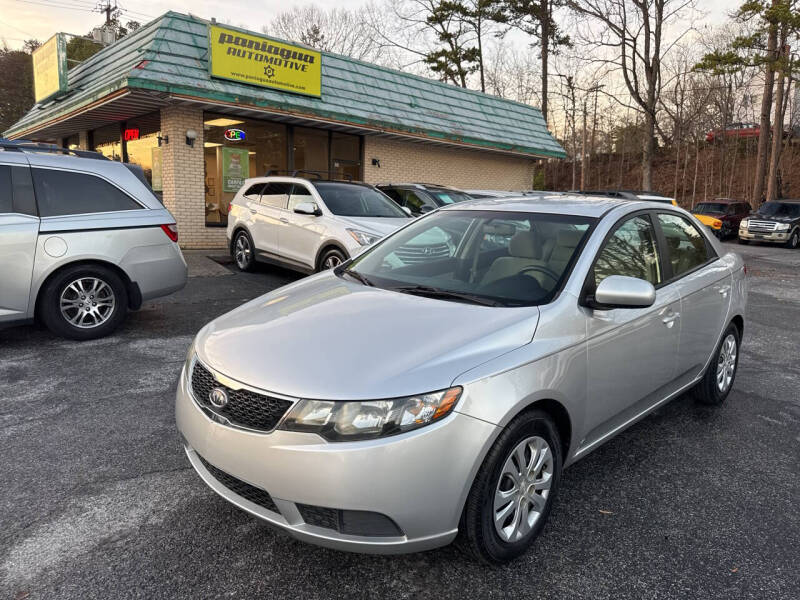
[738,199,800,248]
[377,183,474,216]
[177,195,746,563]
[0,141,187,340]
[227,177,412,273]
[706,122,760,143]
[573,189,679,206]
[692,199,752,239]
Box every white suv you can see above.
[227,177,412,273]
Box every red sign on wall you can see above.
[123,128,140,141]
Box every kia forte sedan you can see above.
[176,196,746,564]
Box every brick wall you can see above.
[160,106,228,249]
[363,136,536,190]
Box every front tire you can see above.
[458,409,562,564]
[317,247,346,272]
[232,230,256,271]
[39,264,128,341]
[693,322,741,406]
[785,229,799,249]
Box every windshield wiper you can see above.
[342,268,373,287]
[391,285,504,307]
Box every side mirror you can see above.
[401,206,413,217]
[593,275,656,309]
[294,201,321,216]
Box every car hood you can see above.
[753,214,798,223]
[334,215,411,237]
[194,273,540,400]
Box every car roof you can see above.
[765,198,800,203]
[440,193,647,217]
[698,198,737,203]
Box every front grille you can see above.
[297,504,403,537]
[191,361,292,432]
[394,242,451,264]
[198,454,280,514]
[297,504,339,530]
[747,219,778,232]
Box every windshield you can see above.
[427,189,473,205]
[759,202,800,219]
[695,202,728,214]
[315,182,408,218]
[346,209,595,307]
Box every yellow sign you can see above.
[208,25,322,98]
[32,33,68,103]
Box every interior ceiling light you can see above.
[203,118,245,127]
[204,142,222,148]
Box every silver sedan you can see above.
[176,195,746,564]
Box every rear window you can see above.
[32,169,142,217]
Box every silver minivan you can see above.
[0,143,187,340]
[177,195,746,563]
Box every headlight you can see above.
[775,222,790,231]
[347,229,381,246]
[740,218,749,228]
[280,387,462,441]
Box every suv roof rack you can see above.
[262,169,359,183]
[0,139,109,160]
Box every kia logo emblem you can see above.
[209,387,228,408]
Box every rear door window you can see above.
[12,166,36,216]
[0,165,11,213]
[242,183,265,201]
[32,169,142,217]
[260,182,292,209]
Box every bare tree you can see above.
[568,0,696,190]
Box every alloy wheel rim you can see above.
[323,255,342,269]
[493,435,553,543]
[59,277,115,329]
[716,333,737,393]
[235,235,251,268]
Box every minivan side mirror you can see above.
[294,201,321,216]
[593,275,656,309]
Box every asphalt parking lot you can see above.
[1,242,798,600]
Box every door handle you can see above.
[279,217,289,224]
[717,285,730,298]
[661,309,680,328]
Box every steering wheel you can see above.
[518,265,560,285]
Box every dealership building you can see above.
[4,12,565,248]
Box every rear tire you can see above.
[693,322,741,406]
[39,264,128,341]
[458,409,562,565]
[232,230,256,272]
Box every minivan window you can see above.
[12,166,36,216]
[657,213,712,277]
[32,169,142,217]
[0,166,11,213]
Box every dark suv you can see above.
[739,199,800,248]
[692,198,751,239]
[377,183,473,216]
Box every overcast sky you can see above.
[1,0,735,50]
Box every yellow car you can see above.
[692,199,752,239]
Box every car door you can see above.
[252,182,291,256]
[0,162,39,323]
[278,183,326,269]
[655,213,731,384]
[583,213,681,444]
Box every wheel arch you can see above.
[730,314,744,338]
[314,241,350,271]
[229,225,254,254]
[519,398,572,461]
[34,259,140,317]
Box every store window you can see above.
[92,124,122,161]
[124,112,162,191]
[203,113,287,226]
[293,127,328,176]
[331,132,361,180]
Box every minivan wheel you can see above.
[39,264,128,341]
[785,229,800,249]
[693,322,741,406]
[232,230,256,271]
[458,409,562,564]
[318,248,346,272]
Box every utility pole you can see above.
[96,1,117,26]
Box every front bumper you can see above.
[175,365,497,554]
[738,229,790,243]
